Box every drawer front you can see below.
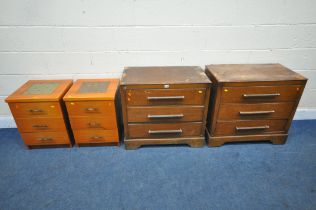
[128,122,203,138]
[65,101,115,116]
[127,106,204,123]
[221,85,303,103]
[9,102,62,118]
[15,117,67,132]
[214,120,287,136]
[73,130,119,143]
[218,102,295,120]
[21,131,70,145]
[69,116,117,130]
[126,89,206,106]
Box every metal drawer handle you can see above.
[38,137,53,141]
[90,136,103,140]
[236,125,270,131]
[85,108,98,112]
[243,93,280,98]
[148,129,183,134]
[88,122,101,128]
[147,96,185,100]
[239,110,275,115]
[29,109,43,113]
[148,114,184,119]
[33,124,49,129]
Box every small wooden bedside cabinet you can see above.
[63,79,120,146]
[120,66,211,149]
[205,64,307,147]
[5,80,73,148]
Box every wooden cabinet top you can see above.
[63,79,119,101]
[205,64,307,84]
[121,66,211,85]
[5,80,73,103]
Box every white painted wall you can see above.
[1,0,316,124]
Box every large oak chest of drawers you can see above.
[5,80,73,148]
[120,66,211,149]
[63,79,120,146]
[205,64,307,146]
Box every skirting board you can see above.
[0,109,315,129]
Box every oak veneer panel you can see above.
[214,120,287,136]
[221,85,304,103]
[126,88,206,106]
[15,117,67,133]
[128,122,203,139]
[69,116,116,130]
[73,130,119,144]
[127,106,204,123]
[218,102,295,120]
[9,102,63,118]
[65,101,115,116]
[21,131,70,145]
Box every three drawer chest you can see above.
[63,79,120,146]
[120,66,211,149]
[205,64,307,146]
[5,80,73,148]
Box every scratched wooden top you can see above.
[121,66,211,85]
[205,64,307,83]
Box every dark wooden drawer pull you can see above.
[38,137,53,141]
[88,122,101,128]
[90,136,103,140]
[147,96,185,100]
[85,108,98,112]
[148,129,183,134]
[239,110,275,115]
[32,124,49,129]
[147,114,184,119]
[29,109,44,113]
[243,93,280,98]
[236,125,270,131]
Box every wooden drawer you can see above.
[127,106,204,123]
[126,89,206,106]
[218,102,295,120]
[9,102,62,118]
[221,85,303,103]
[73,130,119,144]
[128,122,203,138]
[69,116,117,130]
[15,117,67,133]
[21,131,70,145]
[65,101,115,116]
[214,120,287,136]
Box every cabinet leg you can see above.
[271,136,288,145]
[208,140,225,147]
[125,143,140,150]
[188,139,204,148]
